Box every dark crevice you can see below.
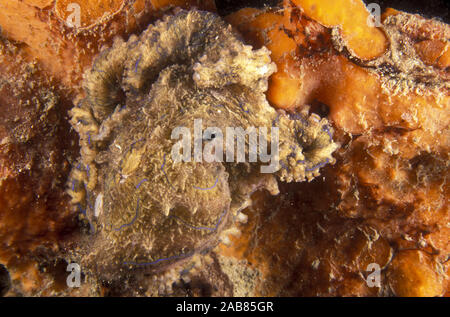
[215,0,449,23]
[0,264,11,297]
[215,0,281,16]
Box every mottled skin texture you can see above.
[68,9,338,284]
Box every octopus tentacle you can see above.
[276,107,339,182]
[83,38,128,121]
[123,10,277,93]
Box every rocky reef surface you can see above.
[0,0,448,297]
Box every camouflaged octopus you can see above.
[67,9,338,288]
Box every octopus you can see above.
[67,9,338,291]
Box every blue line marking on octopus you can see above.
[134,55,142,73]
[272,113,280,126]
[112,198,141,232]
[239,102,250,113]
[123,209,227,266]
[93,61,107,75]
[169,209,227,232]
[118,138,145,170]
[306,158,330,172]
[111,178,150,232]
[115,159,221,234]
[193,176,219,190]
[83,183,96,233]
[115,177,225,232]
[72,164,81,190]
[323,125,333,140]
[115,174,227,266]
[123,251,195,267]
[136,178,149,189]
[280,160,289,171]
